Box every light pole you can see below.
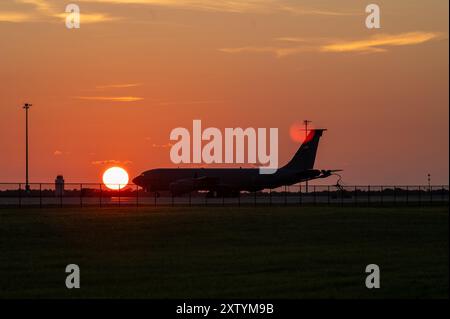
[303,120,312,193]
[23,103,32,192]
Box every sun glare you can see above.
[289,122,315,143]
[102,167,129,190]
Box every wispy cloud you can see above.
[91,159,133,165]
[9,0,360,25]
[81,0,270,13]
[220,32,444,57]
[154,99,224,106]
[95,83,143,89]
[20,0,51,12]
[220,46,312,58]
[75,96,144,102]
[150,143,173,148]
[79,0,357,16]
[53,12,118,24]
[321,32,443,53]
[280,5,359,17]
[74,84,144,102]
[0,12,31,22]
[15,0,115,24]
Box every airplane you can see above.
[132,129,341,197]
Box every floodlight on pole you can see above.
[303,120,312,140]
[23,103,32,192]
[303,120,312,193]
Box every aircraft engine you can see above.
[169,179,198,195]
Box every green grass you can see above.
[0,206,448,299]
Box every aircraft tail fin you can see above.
[282,129,326,171]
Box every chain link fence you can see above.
[0,183,448,208]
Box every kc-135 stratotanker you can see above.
[133,129,341,196]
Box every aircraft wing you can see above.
[319,169,343,178]
[169,176,220,194]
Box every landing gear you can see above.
[206,190,240,198]
[333,173,344,191]
[206,191,217,198]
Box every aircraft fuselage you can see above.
[133,167,323,194]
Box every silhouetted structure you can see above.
[23,103,32,192]
[55,175,65,197]
[303,120,312,193]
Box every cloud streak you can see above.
[95,83,143,89]
[79,0,357,16]
[220,32,444,57]
[219,46,313,58]
[280,5,359,17]
[53,12,118,24]
[15,0,115,24]
[150,143,173,148]
[75,96,144,102]
[8,0,360,25]
[0,12,31,22]
[321,32,443,53]
[154,99,224,106]
[91,160,133,165]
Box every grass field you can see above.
[0,205,448,299]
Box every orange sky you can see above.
[0,0,448,185]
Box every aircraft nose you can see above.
[132,175,143,186]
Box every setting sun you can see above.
[102,167,129,190]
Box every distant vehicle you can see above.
[133,129,340,196]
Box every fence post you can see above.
[299,184,302,206]
[394,187,397,205]
[430,186,433,204]
[313,186,317,205]
[326,185,329,206]
[60,184,63,208]
[99,184,102,208]
[136,185,139,208]
[39,183,42,208]
[418,186,421,206]
[80,184,83,208]
[406,186,409,205]
[238,191,241,207]
[18,183,22,208]
[269,189,272,206]
[380,186,383,206]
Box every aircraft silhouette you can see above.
[133,129,340,196]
